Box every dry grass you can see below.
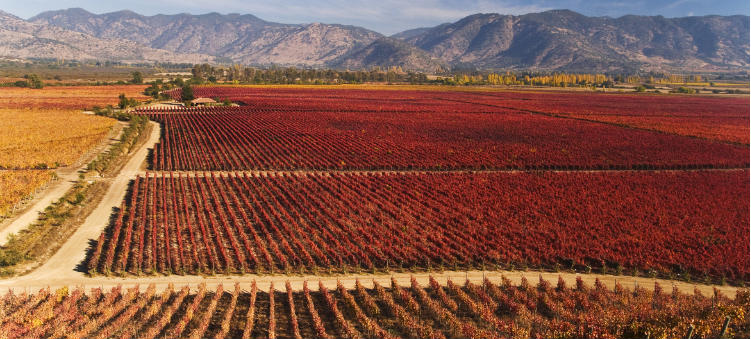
[0,170,54,217]
[0,109,115,169]
[0,85,148,109]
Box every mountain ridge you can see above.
[0,10,216,64]
[9,8,750,72]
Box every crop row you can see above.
[139,108,747,171]
[436,90,751,144]
[0,276,747,339]
[166,86,750,144]
[87,170,749,282]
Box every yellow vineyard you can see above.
[0,170,54,217]
[0,109,115,169]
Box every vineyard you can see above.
[0,84,734,338]
[141,108,747,171]
[166,86,750,144]
[0,109,115,169]
[467,90,750,144]
[0,86,134,222]
[75,86,751,287]
[0,85,148,110]
[0,170,54,217]
[0,277,748,339]
[87,170,749,282]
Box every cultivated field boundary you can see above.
[0,268,743,296]
[137,167,750,178]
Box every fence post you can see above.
[684,324,694,339]
[719,316,731,338]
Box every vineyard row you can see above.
[1,276,747,339]
[139,108,748,171]
[86,170,749,283]
[163,86,750,144]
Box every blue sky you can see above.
[2,0,748,34]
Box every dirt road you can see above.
[0,267,743,296]
[0,122,126,246]
[5,121,161,283]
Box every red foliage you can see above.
[163,86,750,144]
[138,106,747,171]
[90,170,749,282]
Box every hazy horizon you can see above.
[2,0,748,35]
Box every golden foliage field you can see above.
[0,85,140,217]
[0,85,148,109]
[0,109,115,169]
[0,170,54,217]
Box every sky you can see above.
[1,0,749,35]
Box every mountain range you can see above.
[0,8,746,73]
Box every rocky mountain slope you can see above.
[15,8,751,72]
[31,9,384,67]
[330,37,447,72]
[0,10,214,63]
[397,10,749,72]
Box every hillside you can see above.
[31,8,382,67]
[329,37,447,72]
[16,8,751,72]
[0,10,214,63]
[397,10,749,72]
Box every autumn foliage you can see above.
[88,170,749,283]
[0,278,747,339]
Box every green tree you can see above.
[181,84,194,102]
[118,94,129,109]
[24,74,43,89]
[130,71,144,84]
[118,94,138,109]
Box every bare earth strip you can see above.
[2,121,161,280]
[0,120,743,297]
[0,269,742,296]
[0,121,126,246]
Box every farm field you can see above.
[0,84,748,339]
[88,170,749,283]
[0,109,115,169]
[0,85,148,110]
[0,277,747,339]
[0,170,53,217]
[142,108,747,171]
[84,86,749,286]
[175,86,750,144]
[459,91,751,144]
[0,86,135,222]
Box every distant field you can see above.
[0,109,114,169]
[174,86,750,144]
[150,88,748,171]
[0,170,53,217]
[0,85,148,109]
[460,90,750,144]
